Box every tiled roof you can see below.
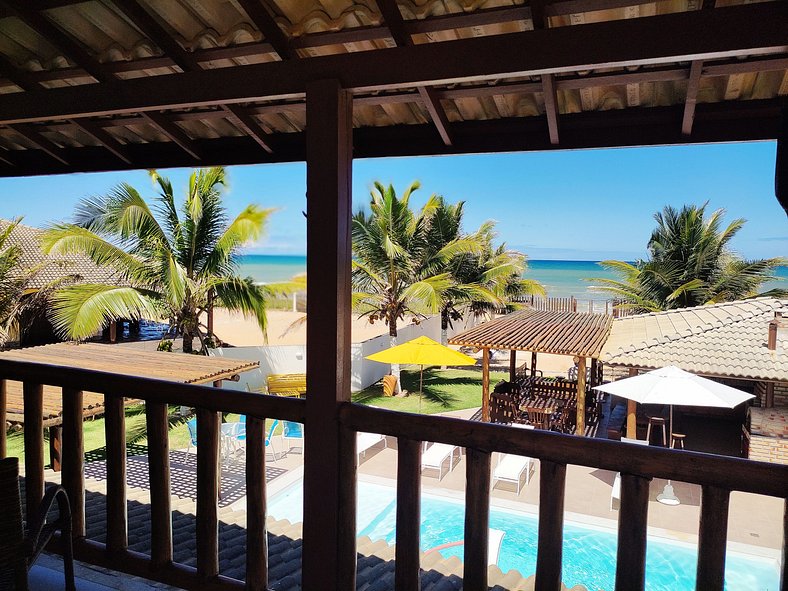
[1,219,121,289]
[601,297,788,382]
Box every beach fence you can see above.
[212,313,479,393]
[517,294,628,316]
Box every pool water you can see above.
[267,480,780,591]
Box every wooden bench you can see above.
[266,373,307,397]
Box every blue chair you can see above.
[186,417,197,454]
[282,421,304,454]
[266,420,280,463]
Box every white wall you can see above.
[213,313,480,393]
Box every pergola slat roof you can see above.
[0,342,259,425]
[0,0,785,176]
[449,309,612,358]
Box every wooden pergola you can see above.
[0,342,258,470]
[449,310,612,433]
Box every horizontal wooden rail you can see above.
[0,357,305,422]
[340,403,788,497]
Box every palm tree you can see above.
[352,182,481,390]
[42,167,279,352]
[441,221,545,345]
[592,203,786,312]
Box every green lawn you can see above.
[352,367,506,414]
[4,368,493,465]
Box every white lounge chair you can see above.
[357,432,387,464]
[488,529,505,566]
[611,437,649,510]
[421,442,461,480]
[493,453,534,494]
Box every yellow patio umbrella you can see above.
[366,336,476,405]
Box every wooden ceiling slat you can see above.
[140,111,202,161]
[6,124,69,165]
[681,60,704,136]
[70,119,133,164]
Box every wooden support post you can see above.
[781,499,787,591]
[0,379,5,458]
[246,415,268,591]
[696,486,730,591]
[627,368,638,439]
[104,392,127,552]
[196,407,220,578]
[615,474,650,591]
[531,351,537,377]
[464,448,491,590]
[302,78,356,591]
[62,388,85,539]
[590,358,599,388]
[109,320,117,343]
[48,425,62,472]
[146,401,173,569]
[23,382,44,519]
[575,357,586,436]
[509,350,517,382]
[482,348,490,422]
[535,460,566,591]
[395,438,421,591]
[765,382,775,408]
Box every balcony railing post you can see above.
[0,379,6,458]
[615,473,651,591]
[464,448,491,590]
[395,438,422,591]
[146,400,173,568]
[23,381,44,517]
[62,387,85,539]
[535,460,566,591]
[246,415,268,591]
[696,486,730,591]
[303,78,355,591]
[196,407,220,578]
[104,392,128,552]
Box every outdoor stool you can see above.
[671,433,686,449]
[646,416,667,446]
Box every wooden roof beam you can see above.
[7,124,69,165]
[236,0,297,60]
[110,0,200,73]
[140,112,202,161]
[220,105,273,154]
[0,1,112,83]
[375,0,453,145]
[0,2,784,125]
[530,0,560,145]
[0,54,44,91]
[681,60,704,136]
[70,119,132,164]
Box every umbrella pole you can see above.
[419,365,423,413]
[669,404,673,448]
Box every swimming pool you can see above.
[267,480,780,591]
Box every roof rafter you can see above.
[375,0,453,146]
[0,54,44,91]
[70,119,132,165]
[0,2,784,126]
[220,105,273,154]
[681,60,704,136]
[530,0,560,145]
[0,0,112,83]
[235,0,297,60]
[7,123,69,165]
[110,0,200,72]
[140,112,202,161]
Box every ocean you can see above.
[239,255,788,301]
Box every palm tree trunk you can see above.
[182,327,194,353]
[388,319,402,395]
[440,308,449,348]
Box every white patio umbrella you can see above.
[593,365,755,440]
[593,365,755,506]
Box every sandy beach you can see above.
[211,309,573,376]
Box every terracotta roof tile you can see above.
[601,297,788,381]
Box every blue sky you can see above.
[0,141,784,260]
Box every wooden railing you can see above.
[0,356,787,591]
[0,357,305,591]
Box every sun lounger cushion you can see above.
[357,432,386,462]
[421,443,460,480]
